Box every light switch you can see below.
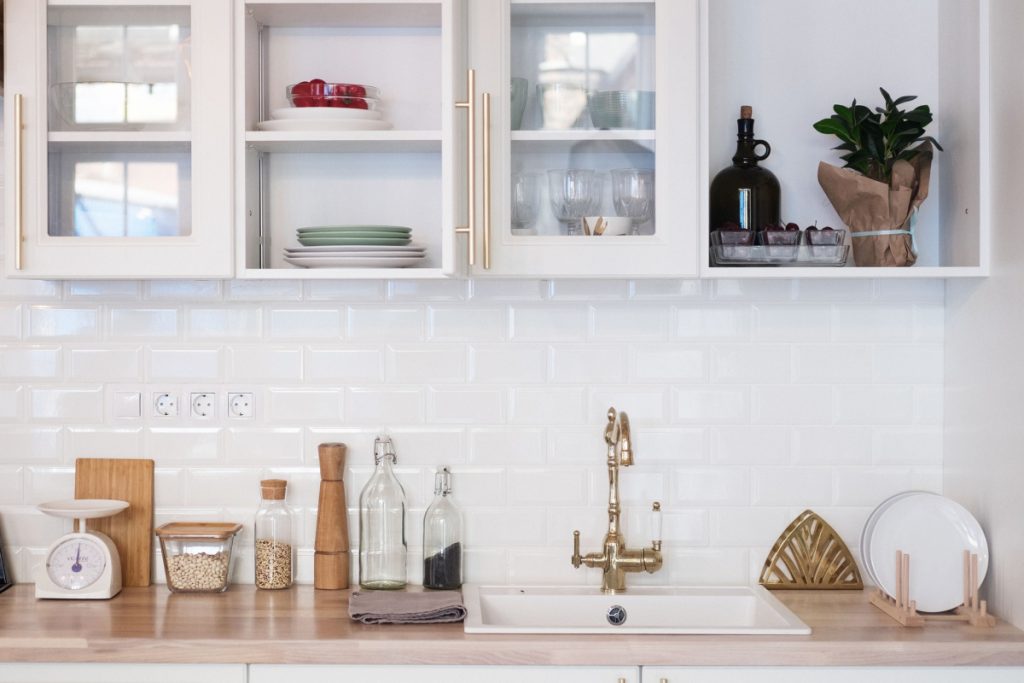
[113,392,142,419]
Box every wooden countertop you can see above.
[0,585,1022,666]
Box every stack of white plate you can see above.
[285,226,426,269]
[861,491,988,613]
[257,107,393,132]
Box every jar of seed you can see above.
[255,479,295,590]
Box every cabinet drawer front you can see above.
[251,664,639,683]
[0,664,245,683]
[644,668,1024,683]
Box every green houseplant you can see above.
[813,88,941,267]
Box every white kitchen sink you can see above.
[462,584,811,635]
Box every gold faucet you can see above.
[571,407,663,593]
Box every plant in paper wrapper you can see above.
[813,88,942,267]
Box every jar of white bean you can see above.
[155,522,243,593]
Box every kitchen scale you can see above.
[35,499,129,600]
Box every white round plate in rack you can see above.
[285,244,427,254]
[271,107,382,121]
[868,492,988,613]
[257,118,393,132]
[284,255,426,269]
[860,490,921,586]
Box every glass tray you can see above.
[710,232,850,267]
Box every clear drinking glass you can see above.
[358,436,408,590]
[511,172,541,235]
[612,168,655,235]
[548,169,600,236]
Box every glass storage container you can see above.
[255,479,294,590]
[155,522,242,593]
[422,467,462,590]
[358,436,408,590]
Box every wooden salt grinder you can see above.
[314,442,349,589]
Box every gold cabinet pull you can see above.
[14,94,25,271]
[454,69,476,266]
[482,90,492,270]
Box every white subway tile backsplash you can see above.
[0,278,944,586]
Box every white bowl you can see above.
[583,216,632,236]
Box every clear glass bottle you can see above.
[358,436,408,590]
[422,467,462,590]
[254,479,294,590]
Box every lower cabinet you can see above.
[249,665,640,683]
[642,668,1024,683]
[0,664,246,683]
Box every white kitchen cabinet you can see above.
[700,0,991,279]
[643,667,1024,683]
[251,664,640,683]
[234,0,466,280]
[465,0,700,277]
[0,663,246,683]
[3,0,234,279]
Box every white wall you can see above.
[944,0,1024,629]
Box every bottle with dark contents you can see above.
[422,467,462,590]
[709,106,781,235]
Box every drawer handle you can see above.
[455,69,477,267]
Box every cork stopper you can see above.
[260,479,287,501]
[740,106,753,119]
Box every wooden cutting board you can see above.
[74,458,155,587]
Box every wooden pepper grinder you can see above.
[314,442,349,589]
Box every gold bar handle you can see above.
[482,91,492,270]
[14,94,25,271]
[454,69,476,267]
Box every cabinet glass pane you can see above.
[509,2,655,238]
[48,147,192,238]
[47,6,191,131]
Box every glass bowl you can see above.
[155,522,242,593]
[286,81,380,109]
[588,90,656,130]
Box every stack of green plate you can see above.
[296,225,413,247]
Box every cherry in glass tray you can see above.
[710,232,850,267]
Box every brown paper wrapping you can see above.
[817,143,933,267]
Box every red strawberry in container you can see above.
[290,81,315,108]
[345,84,367,98]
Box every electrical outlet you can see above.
[227,393,255,419]
[154,393,178,417]
[190,392,216,419]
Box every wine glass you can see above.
[612,169,655,235]
[548,169,599,236]
[511,172,541,235]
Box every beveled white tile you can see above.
[462,548,509,584]
[0,305,22,338]
[508,549,587,585]
[66,427,143,461]
[226,280,302,302]
[144,280,222,301]
[872,427,942,465]
[429,306,507,342]
[550,345,627,383]
[510,387,586,425]
[547,427,605,464]
[348,306,425,341]
[711,427,791,465]
[834,386,915,425]
[591,304,670,341]
[751,467,833,506]
[674,305,751,341]
[68,347,142,381]
[834,305,915,342]
[0,427,63,463]
[508,468,588,506]
[0,386,23,420]
[28,306,100,338]
[147,348,222,381]
[509,305,588,342]
[914,303,945,342]
[668,548,750,584]
[752,386,832,425]
[305,280,386,302]
[637,428,706,463]
[0,278,61,300]
[226,428,304,464]
[447,467,506,506]
[588,387,667,422]
[65,281,140,300]
[0,507,68,546]
[188,308,262,339]
[469,428,544,465]
[794,426,871,465]
[550,280,630,300]
[792,343,871,383]
[345,388,425,424]
[673,467,749,506]
[0,347,61,379]
[268,389,343,422]
[710,507,792,546]
[108,308,180,338]
[305,347,383,383]
[388,280,469,301]
[791,279,873,302]
[469,279,546,301]
[833,467,915,506]
[873,344,943,384]
[464,508,547,547]
[428,388,504,424]
[711,344,791,383]
[385,428,465,465]
[268,308,343,340]
[30,387,104,422]
[145,428,222,463]
[0,466,24,505]
[387,345,467,383]
[753,305,831,342]
[227,346,303,381]
[154,468,187,507]
[673,387,749,424]
[623,507,708,546]
[631,279,707,300]
[604,467,665,505]
[714,280,795,301]
[186,468,263,507]
[630,345,707,382]
[469,344,546,384]
[24,466,75,504]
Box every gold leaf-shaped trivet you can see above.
[759,509,863,590]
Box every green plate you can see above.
[298,236,412,247]
[298,225,412,234]
[296,231,411,239]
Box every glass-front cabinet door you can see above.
[467,0,698,277]
[4,0,232,279]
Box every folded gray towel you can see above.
[348,589,467,625]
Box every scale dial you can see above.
[46,537,107,590]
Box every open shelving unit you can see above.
[699,0,991,279]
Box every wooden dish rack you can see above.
[870,550,996,627]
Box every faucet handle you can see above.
[571,530,582,568]
[651,502,662,551]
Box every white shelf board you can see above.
[245,130,443,153]
[245,1,442,29]
[512,130,655,142]
[701,265,987,279]
[48,131,191,148]
[239,267,450,280]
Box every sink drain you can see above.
[606,605,627,626]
